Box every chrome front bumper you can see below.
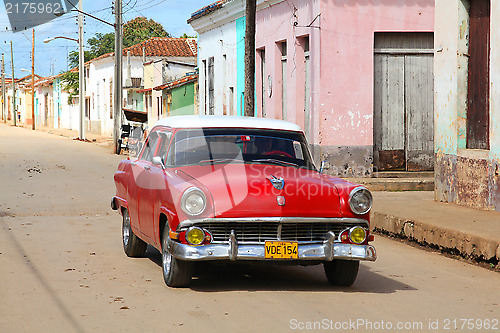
[167,231,377,262]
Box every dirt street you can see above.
[1,123,500,333]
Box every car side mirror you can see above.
[319,160,331,174]
[152,156,165,170]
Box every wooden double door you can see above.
[373,32,434,171]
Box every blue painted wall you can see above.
[236,16,245,116]
[53,78,62,128]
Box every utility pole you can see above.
[244,0,256,117]
[32,29,35,130]
[11,41,16,126]
[1,53,6,122]
[78,0,85,140]
[113,0,123,154]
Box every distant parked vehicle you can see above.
[117,108,148,156]
[111,115,376,287]
[117,123,145,156]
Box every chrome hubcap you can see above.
[162,240,171,276]
[123,214,130,246]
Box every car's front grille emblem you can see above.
[267,175,285,190]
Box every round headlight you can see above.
[349,226,367,244]
[181,187,206,216]
[349,187,373,215]
[185,227,205,245]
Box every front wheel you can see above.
[122,209,147,257]
[162,228,193,287]
[323,260,359,286]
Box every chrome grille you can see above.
[192,221,369,244]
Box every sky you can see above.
[0,0,211,79]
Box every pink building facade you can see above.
[255,0,434,176]
[190,0,435,176]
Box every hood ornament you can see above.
[267,175,285,190]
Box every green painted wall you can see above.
[133,91,144,112]
[171,82,195,116]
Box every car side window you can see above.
[141,132,159,162]
[156,132,173,163]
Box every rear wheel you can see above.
[122,209,147,257]
[162,227,193,287]
[323,260,359,286]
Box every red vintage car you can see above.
[112,115,376,287]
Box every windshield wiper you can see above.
[251,158,299,168]
[199,158,240,165]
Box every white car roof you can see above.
[153,115,302,132]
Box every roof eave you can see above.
[188,0,244,33]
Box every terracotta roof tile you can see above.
[188,0,233,23]
[17,74,44,88]
[154,73,198,91]
[65,38,197,73]
[136,87,153,93]
[125,37,197,57]
[89,38,197,65]
[33,73,67,87]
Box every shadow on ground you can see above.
[144,246,415,294]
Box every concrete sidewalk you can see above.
[371,191,500,267]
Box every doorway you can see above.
[374,32,434,171]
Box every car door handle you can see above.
[144,165,151,170]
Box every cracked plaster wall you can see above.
[434,0,500,212]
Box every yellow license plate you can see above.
[265,241,298,259]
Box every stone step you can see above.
[372,171,434,178]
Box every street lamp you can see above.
[44,34,84,140]
[43,36,78,43]
[57,1,118,150]
[44,2,85,140]
[46,2,117,146]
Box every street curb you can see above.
[371,211,500,265]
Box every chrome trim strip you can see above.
[167,238,377,262]
[177,217,369,230]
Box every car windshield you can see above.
[166,128,316,170]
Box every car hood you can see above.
[178,163,345,218]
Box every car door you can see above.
[131,132,160,241]
[127,152,152,239]
[138,131,172,243]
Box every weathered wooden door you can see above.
[207,57,215,115]
[374,33,434,171]
[467,0,490,150]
